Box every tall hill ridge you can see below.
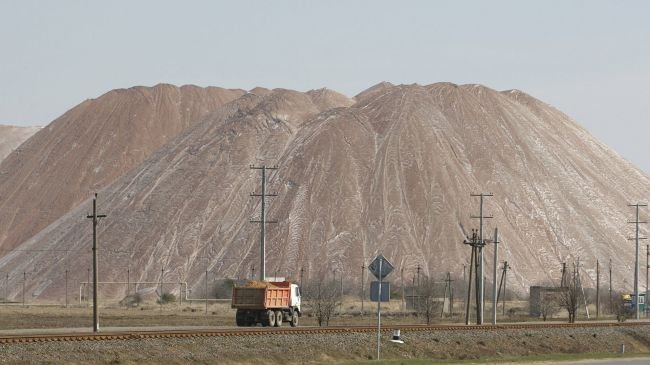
[0,125,40,162]
[0,82,647,302]
[0,84,245,254]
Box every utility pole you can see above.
[463,263,467,313]
[159,266,164,312]
[361,264,365,315]
[22,271,26,308]
[65,268,69,308]
[463,230,478,325]
[463,224,493,325]
[470,192,493,324]
[126,266,130,310]
[596,259,600,319]
[300,267,304,288]
[400,267,405,312]
[339,273,343,315]
[609,259,613,314]
[250,165,278,281]
[497,261,509,316]
[86,268,90,307]
[449,272,455,317]
[491,227,499,324]
[628,203,648,320]
[416,264,421,288]
[205,264,209,315]
[560,262,567,288]
[86,193,107,332]
[577,259,589,319]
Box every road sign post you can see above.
[368,254,394,361]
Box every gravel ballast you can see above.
[1,326,650,364]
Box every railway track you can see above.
[1,321,648,344]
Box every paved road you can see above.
[542,359,650,365]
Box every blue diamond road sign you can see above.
[370,281,390,302]
[368,254,394,280]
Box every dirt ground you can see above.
[0,297,477,330]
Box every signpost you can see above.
[368,254,394,360]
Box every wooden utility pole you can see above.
[596,259,600,319]
[65,268,69,308]
[491,227,499,324]
[86,268,90,307]
[250,165,278,281]
[463,263,467,313]
[159,266,164,312]
[361,264,365,316]
[86,193,106,332]
[465,247,474,324]
[300,267,304,288]
[497,261,509,316]
[205,267,209,315]
[126,266,130,310]
[609,259,613,314]
[22,271,25,308]
[449,273,454,316]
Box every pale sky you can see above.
[1,1,648,173]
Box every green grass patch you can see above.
[342,352,650,365]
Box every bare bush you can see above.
[540,294,560,321]
[213,278,235,298]
[303,276,339,326]
[416,276,442,324]
[120,293,142,307]
[558,264,581,323]
[157,292,176,304]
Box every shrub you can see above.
[121,293,143,307]
[158,292,176,304]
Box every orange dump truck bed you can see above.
[231,281,291,309]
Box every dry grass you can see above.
[0,297,613,331]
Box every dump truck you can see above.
[231,280,301,327]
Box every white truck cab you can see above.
[290,283,301,314]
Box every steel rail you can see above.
[1,322,649,345]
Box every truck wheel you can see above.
[275,310,283,327]
[290,311,299,327]
[265,309,276,327]
[236,309,246,326]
